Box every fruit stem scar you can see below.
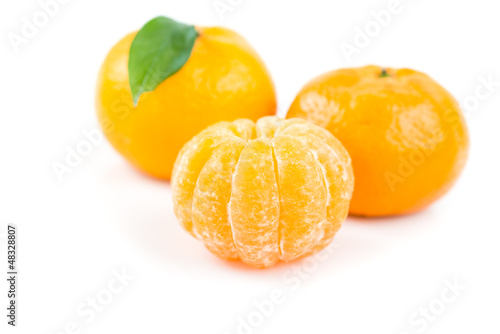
[379,68,390,78]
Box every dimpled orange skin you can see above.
[96,27,276,180]
[287,66,469,217]
[172,116,354,268]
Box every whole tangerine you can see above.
[287,66,469,217]
[96,17,276,180]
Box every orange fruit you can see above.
[171,116,354,267]
[96,17,276,180]
[287,66,469,217]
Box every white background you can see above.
[1,0,499,333]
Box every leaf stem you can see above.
[379,68,390,78]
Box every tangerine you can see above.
[172,116,354,267]
[287,66,469,216]
[96,17,276,180]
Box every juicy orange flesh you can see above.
[172,116,354,267]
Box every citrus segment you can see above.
[229,139,280,267]
[271,135,327,260]
[278,123,354,251]
[172,127,233,235]
[192,137,246,259]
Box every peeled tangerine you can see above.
[172,116,354,268]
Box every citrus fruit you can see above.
[171,116,354,267]
[287,65,469,217]
[96,16,276,180]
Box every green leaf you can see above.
[128,16,198,106]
